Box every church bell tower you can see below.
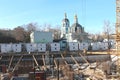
[61,13,70,38]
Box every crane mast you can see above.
[116,0,120,39]
[116,0,120,75]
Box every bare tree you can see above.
[13,26,26,42]
[26,22,38,32]
[41,24,61,39]
[103,20,115,49]
[47,27,61,39]
[103,20,115,39]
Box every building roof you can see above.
[53,38,67,42]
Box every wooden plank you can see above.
[70,55,80,68]
[54,59,57,68]
[79,53,90,66]
[8,55,14,71]
[42,55,46,66]
[12,55,23,72]
[32,55,39,66]
[61,54,68,65]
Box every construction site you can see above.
[0,45,119,80]
[0,0,120,80]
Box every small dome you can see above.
[71,23,83,33]
[71,14,83,33]
[71,14,82,28]
[62,18,69,23]
[62,13,69,22]
[71,23,82,28]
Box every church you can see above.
[61,13,89,42]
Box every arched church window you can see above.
[75,27,77,32]
[66,28,68,33]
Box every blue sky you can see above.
[0,0,116,33]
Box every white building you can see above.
[91,42,108,51]
[50,43,60,51]
[68,42,79,51]
[1,44,12,53]
[79,42,89,50]
[12,44,22,52]
[30,31,53,43]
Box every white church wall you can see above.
[66,33,73,42]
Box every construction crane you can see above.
[116,0,120,77]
